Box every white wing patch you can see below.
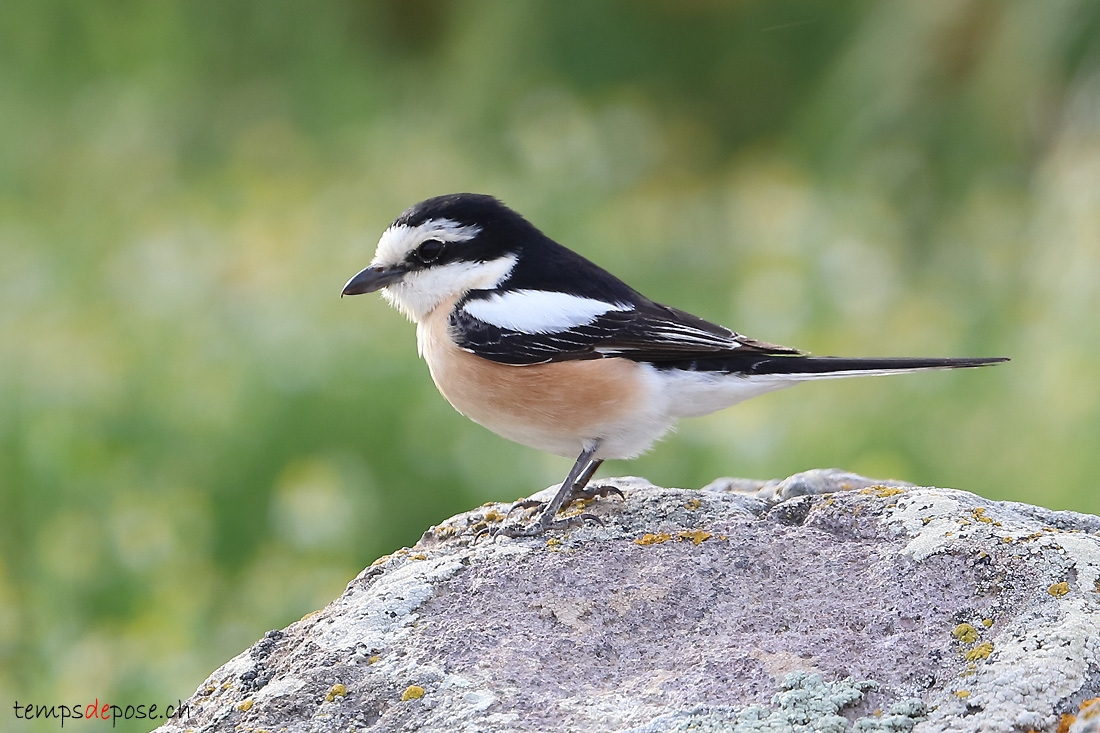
[463,290,633,334]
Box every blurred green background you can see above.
[2,0,1099,729]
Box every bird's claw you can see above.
[569,483,625,503]
[507,498,544,515]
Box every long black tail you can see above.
[655,354,1009,377]
[744,355,1008,377]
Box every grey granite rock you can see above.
[155,470,1100,733]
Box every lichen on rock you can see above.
[153,470,1100,733]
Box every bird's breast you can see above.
[415,302,665,458]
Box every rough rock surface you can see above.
[155,470,1100,733]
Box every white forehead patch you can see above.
[462,290,633,334]
[371,218,482,267]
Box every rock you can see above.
[153,470,1100,733]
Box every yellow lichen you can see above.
[410,554,427,560]
[1048,582,1070,598]
[635,532,673,546]
[677,530,712,546]
[401,685,425,701]
[952,623,980,644]
[237,700,254,712]
[546,537,562,547]
[955,690,971,699]
[325,683,347,702]
[1058,713,1076,733]
[965,642,993,661]
[972,507,994,524]
[370,554,392,567]
[981,618,993,627]
[300,609,323,622]
[483,509,504,523]
[872,486,906,498]
[367,655,381,665]
[684,498,701,510]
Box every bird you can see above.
[342,193,1007,537]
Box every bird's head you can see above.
[341,193,529,322]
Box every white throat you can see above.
[382,254,518,323]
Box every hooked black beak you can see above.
[341,264,407,297]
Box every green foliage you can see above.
[2,1,1099,729]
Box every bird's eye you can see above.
[414,239,445,264]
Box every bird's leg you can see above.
[507,457,620,514]
[563,458,623,503]
[498,442,603,537]
[573,458,602,494]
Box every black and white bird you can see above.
[342,193,1006,536]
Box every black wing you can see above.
[449,298,801,366]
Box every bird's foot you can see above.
[507,483,624,516]
[568,483,625,503]
[507,498,544,514]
